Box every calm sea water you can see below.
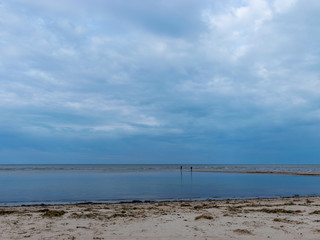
[1,164,320,206]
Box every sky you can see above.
[1,0,320,164]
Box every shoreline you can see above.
[1,194,318,207]
[193,170,320,176]
[2,196,320,239]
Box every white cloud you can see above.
[24,70,64,86]
[273,0,297,13]
[203,0,273,31]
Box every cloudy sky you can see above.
[1,0,320,164]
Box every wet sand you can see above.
[2,196,320,239]
[193,170,320,177]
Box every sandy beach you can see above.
[1,196,320,240]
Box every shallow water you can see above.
[1,164,320,173]
[1,164,320,206]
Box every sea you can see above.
[1,164,320,206]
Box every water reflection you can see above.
[2,168,320,205]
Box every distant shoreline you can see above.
[193,170,320,176]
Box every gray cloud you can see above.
[1,0,320,163]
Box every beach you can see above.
[1,196,320,240]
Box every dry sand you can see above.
[1,196,320,240]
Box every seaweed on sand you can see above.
[233,229,253,235]
[0,210,16,215]
[194,213,214,220]
[255,208,301,214]
[40,209,66,217]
